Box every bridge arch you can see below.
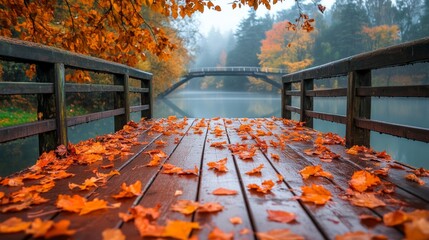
[157,67,286,98]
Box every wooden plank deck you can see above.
[0,118,428,239]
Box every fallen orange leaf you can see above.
[210,141,227,148]
[383,210,408,226]
[267,210,297,223]
[276,173,284,183]
[69,177,101,190]
[208,227,233,240]
[207,158,228,172]
[25,218,54,238]
[405,173,425,185]
[102,228,125,240]
[162,163,183,174]
[349,170,381,192]
[56,194,86,213]
[212,188,238,195]
[198,202,224,213]
[171,200,199,215]
[229,217,242,225]
[256,229,304,240]
[162,220,200,240]
[404,218,429,240]
[246,164,264,175]
[299,165,333,179]
[0,217,31,233]
[348,192,386,208]
[299,184,332,205]
[112,180,142,199]
[335,231,387,240]
[271,153,280,160]
[247,179,275,194]
[40,220,75,239]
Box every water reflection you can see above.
[154,91,281,118]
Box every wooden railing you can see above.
[0,37,152,152]
[282,37,429,147]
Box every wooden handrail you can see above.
[0,37,153,153]
[282,37,429,147]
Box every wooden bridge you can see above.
[157,67,285,98]
[0,36,429,239]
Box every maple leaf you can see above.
[405,173,425,185]
[383,210,408,226]
[208,227,233,240]
[171,200,199,215]
[162,163,183,174]
[155,140,167,146]
[276,173,284,183]
[0,217,31,233]
[299,165,333,179]
[25,218,54,238]
[210,141,227,148]
[198,202,224,213]
[247,179,275,194]
[271,153,280,160]
[335,231,387,240]
[112,180,142,199]
[80,198,110,215]
[43,220,76,238]
[131,204,161,221]
[0,176,24,187]
[102,228,125,240]
[212,188,238,195]
[267,210,297,223]
[178,165,199,176]
[56,194,85,213]
[404,218,429,240]
[348,192,386,208]
[411,167,429,177]
[162,220,200,240]
[69,177,101,190]
[359,214,382,228]
[349,170,381,192]
[246,164,264,175]
[256,229,304,240]
[207,158,228,172]
[299,184,332,205]
[229,217,242,225]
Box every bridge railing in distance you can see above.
[188,67,287,74]
[0,36,152,153]
[282,37,429,147]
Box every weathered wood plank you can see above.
[192,118,253,239]
[307,88,347,97]
[357,85,429,97]
[0,82,53,95]
[0,120,56,143]
[0,36,152,81]
[226,119,324,239]
[65,83,124,93]
[355,118,429,143]
[67,109,124,127]
[130,105,149,113]
[45,119,194,239]
[0,119,161,240]
[129,87,149,93]
[305,110,347,124]
[120,119,208,238]
[255,119,401,239]
[285,105,300,114]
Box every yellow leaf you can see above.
[162,220,200,240]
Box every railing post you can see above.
[346,70,371,147]
[141,79,152,119]
[54,63,67,147]
[300,79,314,127]
[114,74,130,131]
[282,81,292,119]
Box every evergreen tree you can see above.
[225,11,273,91]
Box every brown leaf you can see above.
[267,210,296,223]
[299,184,331,205]
[208,227,233,240]
[0,217,31,233]
[256,229,304,240]
[212,188,238,195]
[349,170,381,192]
[348,192,386,208]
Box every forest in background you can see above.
[190,0,429,92]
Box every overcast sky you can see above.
[196,0,335,36]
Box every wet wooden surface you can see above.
[0,118,428,239]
